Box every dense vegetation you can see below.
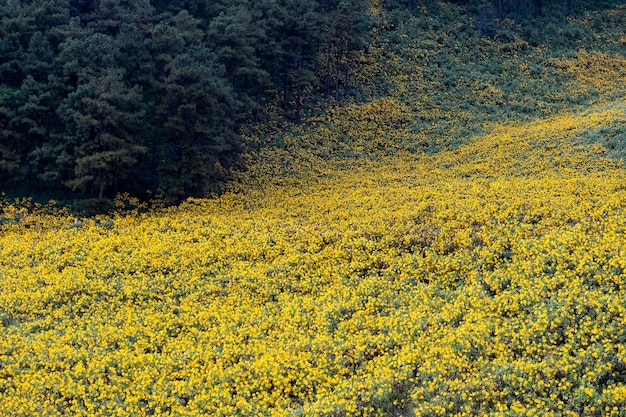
[2,0,626,416]
[1,0,622,204]
[0,0,372,202]
[5,109,626,416]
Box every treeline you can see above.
[1,0,619,203]
[435,0,620,40]
[0,0,372,202]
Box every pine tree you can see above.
[276,0,324,122]
[60,68,146,198]
[322,0,372,104]
[12,76,57,190]
[207,4,269,107]
[156,46,238,200]
[0,85,20,186]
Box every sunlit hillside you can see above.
[2,2,626,417]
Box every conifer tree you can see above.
[0,85,20,186]
[59,60,146,198]
[207,4,269,107]
[156,46,238,199]
[277,0,324,122]
[12,76,56,190]
[322,0,372,104]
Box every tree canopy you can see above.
[0,0,620,203]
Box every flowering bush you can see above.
[2,3,626,416]
[2,103,626,416]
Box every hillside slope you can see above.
[2,3,626,417]
[3,104,626,416]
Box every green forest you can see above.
[0,0,622,205]
[0,0,373,203]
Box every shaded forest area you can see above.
[0,0,372,203]
[0,0,620,204]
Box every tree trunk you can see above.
[334,50,341,105]
[296,84,301,124]
[533,0,542,17]
[561,0,574,43]
[343,60,349,99]
[325,44,332,97]
[295,52,302,123]
[282,68,289,110]
[478,4,488,37]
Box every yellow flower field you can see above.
[2,101,626,416]
[3,3,626,415]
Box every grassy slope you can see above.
[2,3,626,417]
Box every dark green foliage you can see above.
[0,0,374,202]
[436,0,623,43]
[13,76,55,187]
[156,46,238,201]
[0,86,20,184]
[60,68,146,198]
[1,0,622,204]
[321,0,372,103]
